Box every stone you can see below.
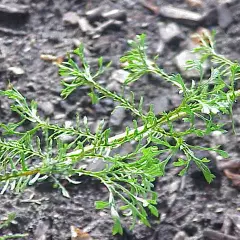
[218,0,235,3]
[107,81,121,92]
[63,11,79,25]
[91,20,122,35]
[78,17,93,33]
[0,4,29,28]
[217,3,233,28]
[39,101,54,116]
[169,180,181,193]
[156,40,165,55]
[159,6,202,26]
[0,4,29,15]
[53,113,66,120]
[0,47,5,62]
[110,107,126,126]
[110,69,129,84]
[150,95,169,115]
[34,221,50,240]
[85,7,104,21]
[158,22,183,43]
[173,231,188,240]
[0,4,29,25]
[174,50,207,79]
[86,159,108,172]
[0,47,6,71]
[8,66,25,75]
[202,7,218,26]
[102,9,127,21]
[58,134,75,144]
[0,27,26,35]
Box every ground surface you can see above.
[0,0,240,239]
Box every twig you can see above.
[203,229,238,240]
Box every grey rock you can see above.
[211,130,227,146]
[169,180,181,193]
[63,11,79,25]
[218,0,236,4]
[110,69,129,84]
[150,95,169,115]
[0,27,26,36]
[159,22,182,43]
[118,142,134,156]
[156,40,165,55]
[107,81,121,92]
[173,231,188,240]
[218,4,233,28]
[85,7,104,21]
[58,134,75,143]
[174,50,207,78]
[159,6,202,26]
[78,17,93,33]
[110,107,126,126]
[202,7,218,26]
[0,4,29,15]
[91,20,122,35]
[86,158,108,172]
[39,101,54,116]
[102,9,127,21]
[0,3,29,27]
[34,221,50,240]
[0,48,6,72]
[168,193,177,208]
[72,38,81,48]
[0,47,5,63]
[53,113,66,120]
[8,66,25,75]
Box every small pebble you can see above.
[39,101,54,116]
[102,9,127,21]
[110,107,126,126]
[78,17,93,33]
[63,11,79,25]
[175,50,207,78]
[110,69,129,84]
[8,66,25,75]
[218,3,233,29]
[158,22,183,43]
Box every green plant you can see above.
[0,213,28,239]
[0,32,239,234]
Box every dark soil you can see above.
[0,0,240,239]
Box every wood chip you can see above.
[223,169,240,186]
[140,0,159,15]
[0,4,29,15]
[159,6,202,26]
[71,226,93,240]
[190,27,211,45]
[218,160,240,170]
[0,27,26,36]
[203,229,238,240]
[40,54,63,64]
[186,0,203,7]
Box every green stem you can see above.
[0,234,28,240]
[66,89,240,158]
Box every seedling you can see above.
[0,213,28,239]
[0,32,239,234]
